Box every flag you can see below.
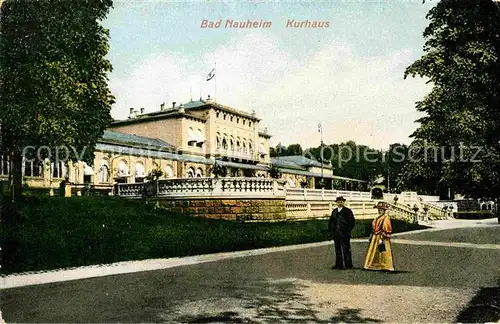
[206,68,215,81]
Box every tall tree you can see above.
[403,0,500,199]
[384,143,409,193]
[0,0,115,200]
[305,141,384,182]
[285,143,303,156]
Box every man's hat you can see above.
[335,196,346,202]
[374,201,390,210]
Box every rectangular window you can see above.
[24,160,33,176]
[32,161,42,177]
[1,155,9,175]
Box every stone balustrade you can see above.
[117,177,286,199]
[285,188,371,201]
[115,179,447,222]
[285,200,379,220]
[390,202,419,223]
[117,183,144,197]
[422,202,449,219]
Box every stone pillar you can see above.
[64,184,72,197]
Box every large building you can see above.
[0,97,366,194]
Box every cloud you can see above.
[109,31,430,150]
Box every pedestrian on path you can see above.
[328,196,356,269]
[363,201,395,271]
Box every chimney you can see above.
[178,104,185,113]
[206,95,212,102]
[172,101,176,109]
[160,102,165,111]
[140,108,145,114]
[129,108,134,114]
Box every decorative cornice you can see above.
[112,111,207,126]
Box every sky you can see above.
[103,0,436,150]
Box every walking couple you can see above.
[328,196,394,271]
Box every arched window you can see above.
[100,164,109,183]
[195,168,203,178]
[222,138,228,150]
[259,142,267,157]
[197,129,205,147]
[249,141,253,155]
[242,141,247,154]
[187,167,195,178]
[165,165,174,178]
[216,133,221,149]
[236,139,241,153]
[188,127,197,146]
[230,137,235,152]
[117,160,129,177]
[135,162,146,182]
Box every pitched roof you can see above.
[100,130,175,149]
[272,155,326,168]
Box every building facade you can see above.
[0,97,366,194]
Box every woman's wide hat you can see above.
[374,201,390,210]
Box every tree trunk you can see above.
[10,152,23,202]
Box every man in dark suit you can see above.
[328,196,356,269]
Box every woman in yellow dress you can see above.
[363,201,395,271]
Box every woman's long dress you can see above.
[363,214,395,271]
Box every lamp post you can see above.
[318,123,324,189]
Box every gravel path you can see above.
[1,219,498,323]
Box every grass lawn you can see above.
[1,195,428,274]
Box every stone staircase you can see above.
[421,201,450,220]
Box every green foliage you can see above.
[269,164,281,179]
[146,167,164,181]
[454,211,496,219]
[0,0,115,196]
[285,144,303,156]
[305,141,386,183]
[270,143,303,157]
[209,162,227,177]
[0,196,427,274]
[403,0,500,198]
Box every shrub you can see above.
[453,211,496,219]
